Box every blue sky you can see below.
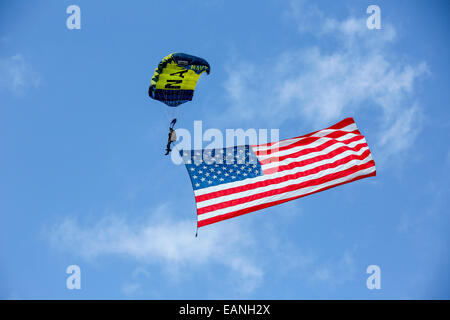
[1,0,449,299]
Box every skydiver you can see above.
[165,118,177,155]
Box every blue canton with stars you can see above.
[180,146,264,190]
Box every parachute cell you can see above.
[148,53,210,107]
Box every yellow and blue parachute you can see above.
[148,53,210,107]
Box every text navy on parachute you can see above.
[148,53,210,155]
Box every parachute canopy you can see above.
[148,53,210,107]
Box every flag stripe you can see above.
[182,117,376,228]
[197,158,375,214]
[252,117,357,152]
[261,136,367,171]
[195,145,371,203]
[197,167,376,227]
[255,129,361,157]
[194,137,368,197]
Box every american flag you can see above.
[180,118,376,228]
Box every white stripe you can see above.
[261,137,367,171]
[257,131,361,161]
[252,123,358,153]
[253,123,358,153]
[196,153,373,209]
[194,138,367,197]
[198,165,376,222]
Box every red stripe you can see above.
[196,144,370,203]
[197,169,376,228]
[260,134,365,166]
[197,160,375,215]
[263,141,368,175]
[254,129,361,156]
[253,117,356,150]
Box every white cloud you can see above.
[48,202,362,295]
[0,54,41,94]
[122,282,142,296]
[378,104,423,161]
[285,0,396,43]
[223,2,428,163]
[309,251,356,286]
[48,204,263,294]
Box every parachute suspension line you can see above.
[148,52,210,158]
[164,108,171,123]
[177,105,183,126]
[164,106,176,124]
